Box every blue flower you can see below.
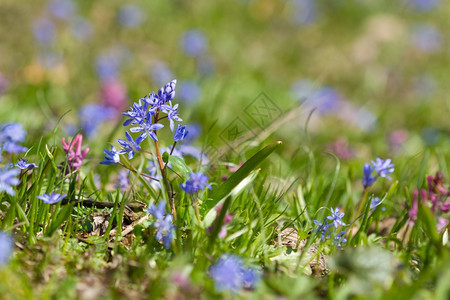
[158,80,177,104]
[0,231,13,265]
[147,201,175,249]
[100,145,122,165]
[48,0,76,20]
[116,170,129,191]
[332,231,347,247]
[408,0,440,11]
[174,124,188,142]
[117,131,144,160]
[15,158,38,170]
[209,254,260,292]
[129,112,164,141]
[327,207,346,228]
[362,163,377,189]
[32,18,55,45]
[79,103,115,138]
[178,81,202,104]
[161,101,182,132]
[122,100,151,127]
[180,171,211,194]
[313,219,331,242]
[117,4,145,28]
[0,166,20,196]
[96,54,120,81]
[371,158,394,180]
[180,30,208,57]
[0,122,28,156]
[37,193,67,204]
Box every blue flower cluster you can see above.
[362,158,395,189]
[209,254,260,292]
[37,193,67,205]
[101,80,187,165]
[0,122,28,162]
[180,171,211,194]
[146,201,175,249]
[313,207,347,247]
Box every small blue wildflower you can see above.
[100,145,122,165]
[332,231,347,247]
[32,18,55,45]
[0,231,13,265]
[370,196,386,212]
[180,30,208,57]
[0,122,27,144]
[79,103,115,138]
[371,158,394,180]
[0,166,20,196]
[161,101,182,132]
[313,219,331,242]
[327,207,346,228]
[15,158,38,170]
[37,193,67,204]
[180,171,212,194]
[116,170,129,191]
[158,80,177,104]
[129,112,164,141]
[362,163,377,189]
[174,124,188,142]
[209,254,260,292]
[147,201,175,249]
[96,54,120,81]
[178,81,202,104]
[122,100,151,126]
[48,0,76,20]
[117,131,144,160]
[117,4,145,28]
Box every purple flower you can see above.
[147,201,175,249]
[371,158,394,180]
[180,171,212,194]
[180,30,208,57]
[209,254,259,292]
[178,81,202,104]
[0,231,13,265]
[32,18,55,45]
[61,134,89,173]
[158,80,177,104]
[37,193,67,204]
[100,145,122,165]
[48,0,76,20]
[117,131,144,160]
[327,207,346,228]
[362,163,377,189]
[161,101,182,132]
[117,4,145,28]
[129,112,164,141]
[174,124,188,142]
[122,100,151,127]
[15,158,38,170]
[0,166,20,196]
[313,219,331,242]
[411,24,442,54]
[332,231,347,247]
[79,103,115,138]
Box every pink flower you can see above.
[100,79,127,115]
[61,134,89,173]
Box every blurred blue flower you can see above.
[180,171,211,194]
[32,18,56,45]
[210,254,260,292]
[290,79,317,102]
[0,231,13,265]
[0,122,27,156]
[178,145,209,165]
[117,131,144,160]
[15,158,38,170]
[79,103,115,138]
[37,193,67,204]
[147,201,175,249]
[371,158,394,180]
[312,87,342,114]
[70,17,93,41]
[411,24,442,54]
[332,231,347,247]
[362,163,376,189]
[48,0,76,20]
[174,124,188,142]
[408,0,440,11]
[327,207,346,228]
[0,166,20,196]
[291,0,317,25]
[100,145,122,165]
[313,219,331,241]
[180,30,208,57]
[118,4,145,28]
[178,81,202,104]
[116,169,129,191]
[183,124,202,144]
[370,197,385,211]
[150,62,174,86]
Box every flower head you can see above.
[37,193,67,204]
[0,166,20,196]
[129,112,164,142]
[79,103,115,138]
[327,207,346,228]
[158,80,177,104]
[100,145,122,165]
[161,101,182,131]
[174,124,188,142]
[0,231,13,266]
[117,131,144,160]
[15,158,38,170]
[116,170,129,191]
[371,158,394,180]
[362,163,377,189]
[313,219,331,242]
[180,30,208,57]
[180,171,211,194]
[61,134,89,173]
[147,201,175,249]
